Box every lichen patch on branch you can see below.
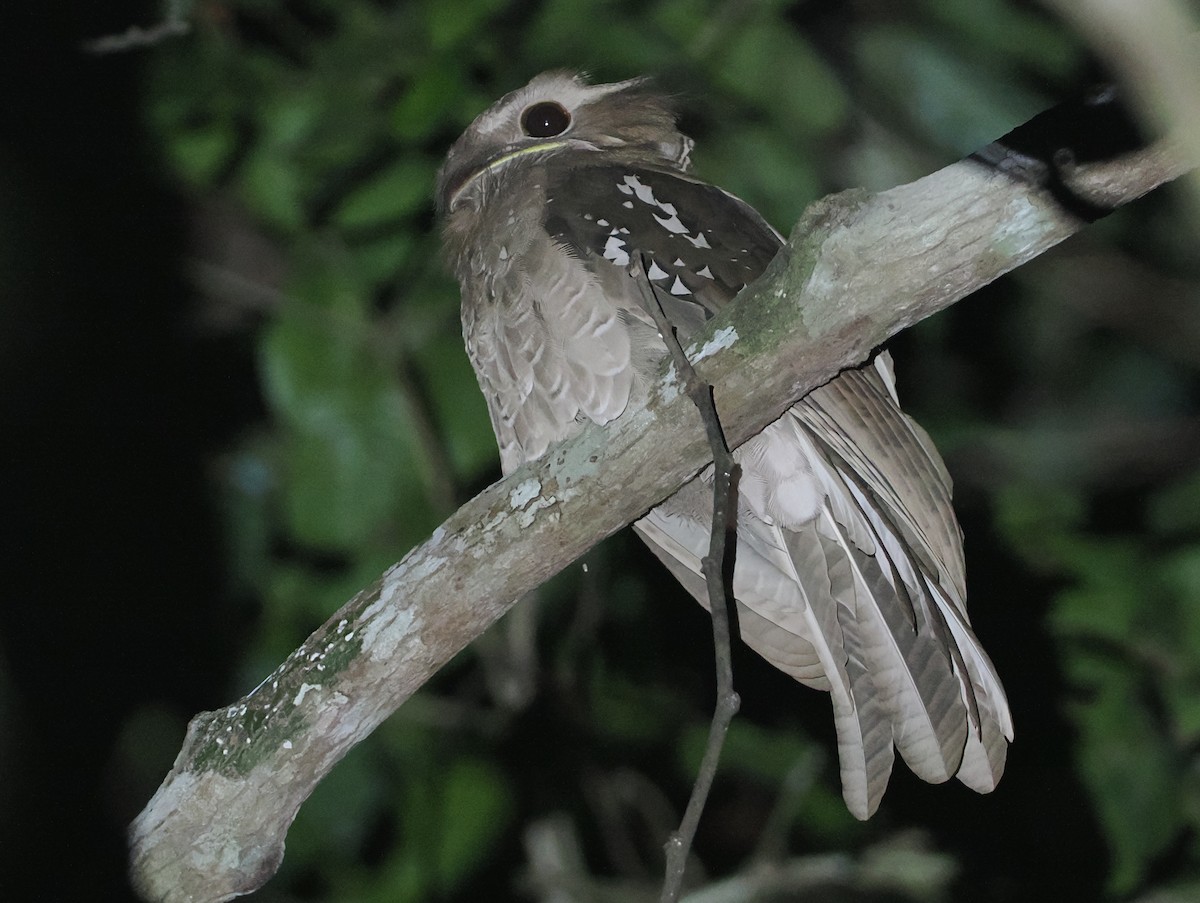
[691,325,739,362]
[510,478,543,509]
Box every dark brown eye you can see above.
[521,101,571,138]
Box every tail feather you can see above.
[820,531,896,819]
[628,361,1011,817]
[939,589,1014,792]
[738,517,900,820]
[822,509,969,784]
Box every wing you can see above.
[462,162,780,472]
[459,176,645,474]
[546,163,780,318]
[544,161,1012,818]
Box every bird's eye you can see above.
[521,101,571,138]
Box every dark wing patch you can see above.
[544,164,783,339]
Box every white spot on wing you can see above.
[654,212,688,234]
[685,232,712,249]
[646,260,669,280]
[624,174,656,204]
[669,276,690,296]
[697,265,714,279]
[603,235,630,266]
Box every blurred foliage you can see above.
[130,0,1200,900]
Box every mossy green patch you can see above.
[190,697,310,777]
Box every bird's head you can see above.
[436,70,692,215]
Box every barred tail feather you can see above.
[821,508,969,786]
[818,531,896,818]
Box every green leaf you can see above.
[676,719,860,843]
[699,126,821,229]
[347,232,415,286]
[521,0,674,75]
[587,664,685,747]
[992,485,1084,572]
[351,755,513,902]
[410,332,498,481]
[1049,538,1144,643]
[1159,547,1200,743]
[678,718,818,785]
[278,742,391,879]
[855,27,1049,154]
[1149,467,1200,536]
[334,157,438,230]
[391,64,469,142]
[426,0,508,50]
[260,246,432,549]
[914,0,1081,78]
[435,758,513,886]
[652,0,710,44]
[1069,663,1184,894]
[164,120,237,186]
[260,91,322,150]
[714,22,848,136]
[240,147,308,233]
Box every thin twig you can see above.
[628,256,742,903]
[83,0,192,54]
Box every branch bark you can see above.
[1041,0,1200,213]
[129,126,1190,902]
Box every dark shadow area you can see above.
[0,5,254,897]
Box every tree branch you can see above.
[82,0,191,54]
[1041,0,1200,212]
[129,118,1191,901]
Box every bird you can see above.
[436,70,1012,819]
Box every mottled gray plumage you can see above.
[438,71,1012,819]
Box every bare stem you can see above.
[82,0,192,53]
[629,256,742,903]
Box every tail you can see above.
[635,355,1012,818]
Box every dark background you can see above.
[3,2,1199,900]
